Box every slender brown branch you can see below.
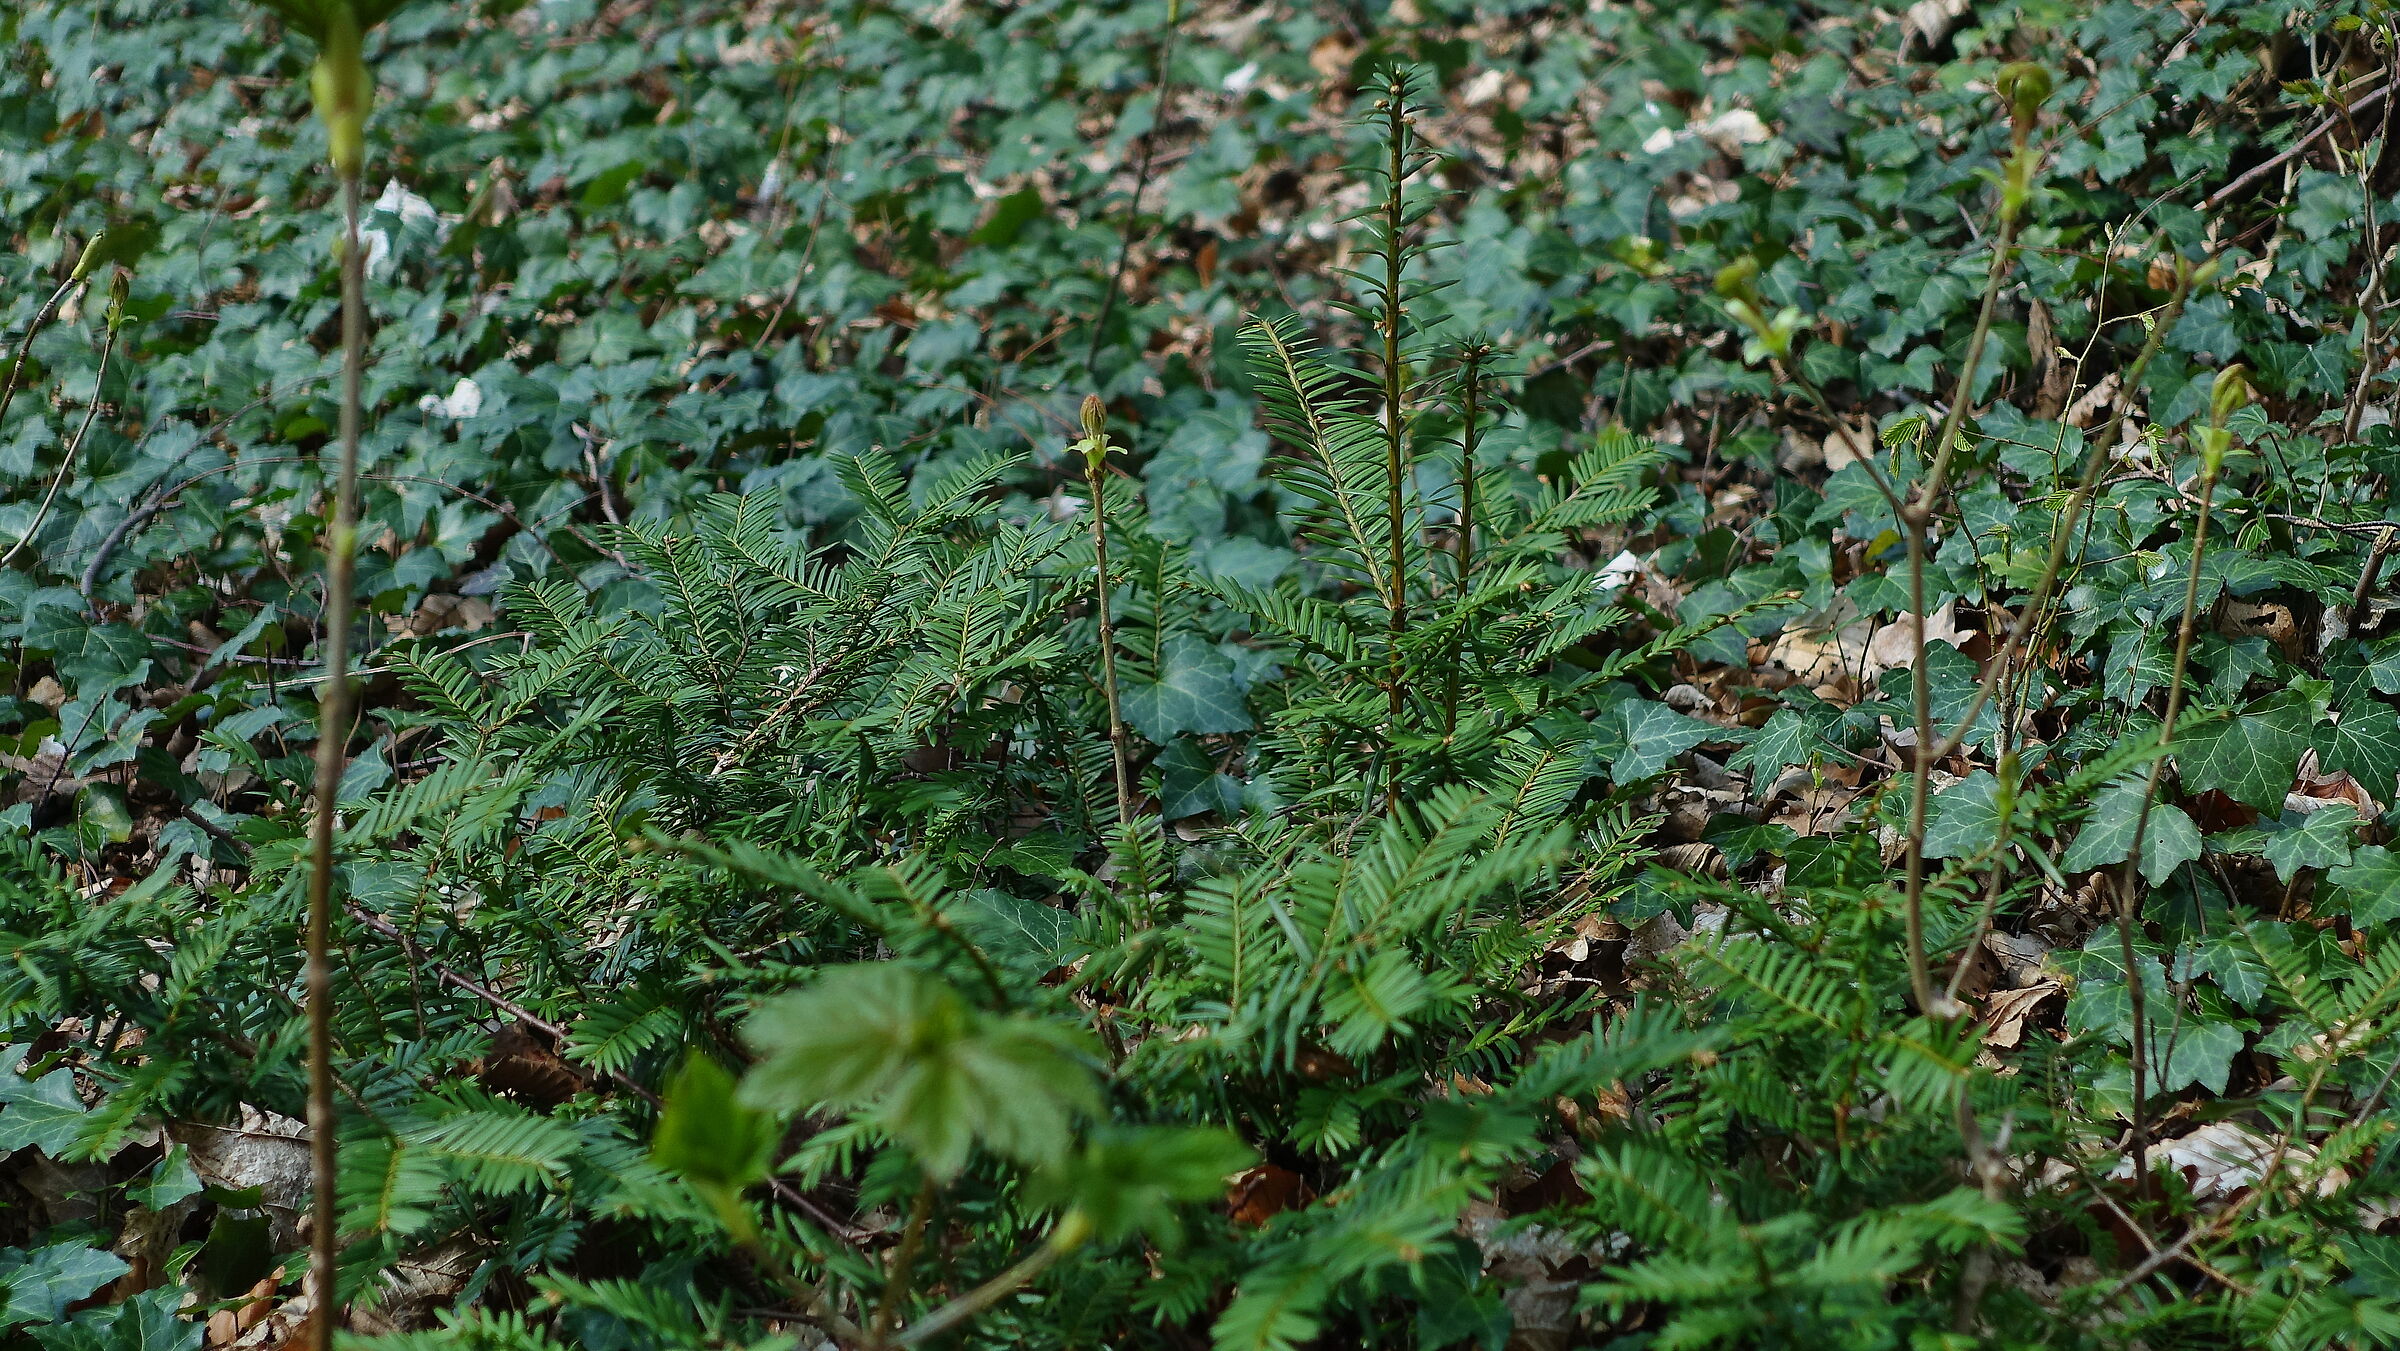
[894,1212,1090,1347]
[302,166,366,1351]
[1443,343,1489,740]
[1378,74,1412,813]
[2,283,124,569]
[1081,397,1135,826]
[2350,526,2395,621]
[1085,0,1181,376]
[0,278,83,434]
[871,1177,937,1343]
[2203,75,2392,210]
[2340,64,2396,445]
[1921,271,2199,767]
[2113,368,2243,1201]
[1900,99,2038,1019]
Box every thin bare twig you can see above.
[2203,75,2393,211]
[2,283,124,568]
[302,161,366,1351]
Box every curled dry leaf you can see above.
[169,1107,312,1248]
[1864,602,1968,673]
[1977,982,2062,1049]
[1226,1164,1313,1227]
[2106,1121,2347,1202]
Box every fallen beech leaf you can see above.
[1978,982,2062,1049]
[1865,603,1968,673]
[1227,1164,1312,1227]
[2108,1121,2346,1201]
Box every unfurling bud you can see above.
[1995,63,2053,141]
[1713,256,1761,303]
[72,221,159,282]
[309,3,372,179]
[1077,394,1111,473]
[2209,365,2252,425]
[72,231,112,283]
[1610,235,1667,278]
[2200,364,2251,475]
[1715,259,1801,364]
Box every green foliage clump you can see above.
[14,1,2400,1349]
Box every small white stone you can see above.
[417,377,483,420]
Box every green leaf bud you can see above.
[1713,256,1761,302]
[309,2,371,178]
[1995,63,2053,140]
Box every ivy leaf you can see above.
[955,890,1075,974]
[1612,701,1729,784]
[2366,639,2400,696]
[2317,703,2400,803]
[0,1242,131,1326]
[2153,1017,2245,1095]
[1121,635,1254,745]
[1877,644,2003,750]
[1922,771,2003,860]
[2061,776,2202,884]
[2256,804,2360,883]
[1156,737,1245,820]
[2178,932,2270,1010]
[1724,708,1827,784]
[2059,930,2168,1044]
[2328,845,2400,924]
[0,1053,91,1157]
[23,1284,199,1351]
[126,1146,204,1210]
[2175,694,2314,812]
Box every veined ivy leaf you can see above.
[1922,771,2004,860]
[0,1242,131,1326]
[1156,737,1245,821]
[2317,703,2400,803]
[126,1146,203,1210]
[1121,634,1254,745]
[2059,929,2169,1044]
[1612,700,1733,784]
[956,889,1075,973]
[1724,708,1828,784]
[2152,1017,2246,1095]
[2175,694,2313,813]
[2366,639,2400,696]
[2329,845,2400,924]
[25,1284,198,1351]
[1877,643,2003,750]
[2061,776,2201,884]
[2177,932,2270,1010]
[2256,804,2359,882]
[0,1052,90,1157]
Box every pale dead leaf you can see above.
[1767,617,1875,686]
[1865,602,1967,674]
[2066,372,2121,430]
[1978,982,2061,1049]
[2108,1121,2346,1201]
